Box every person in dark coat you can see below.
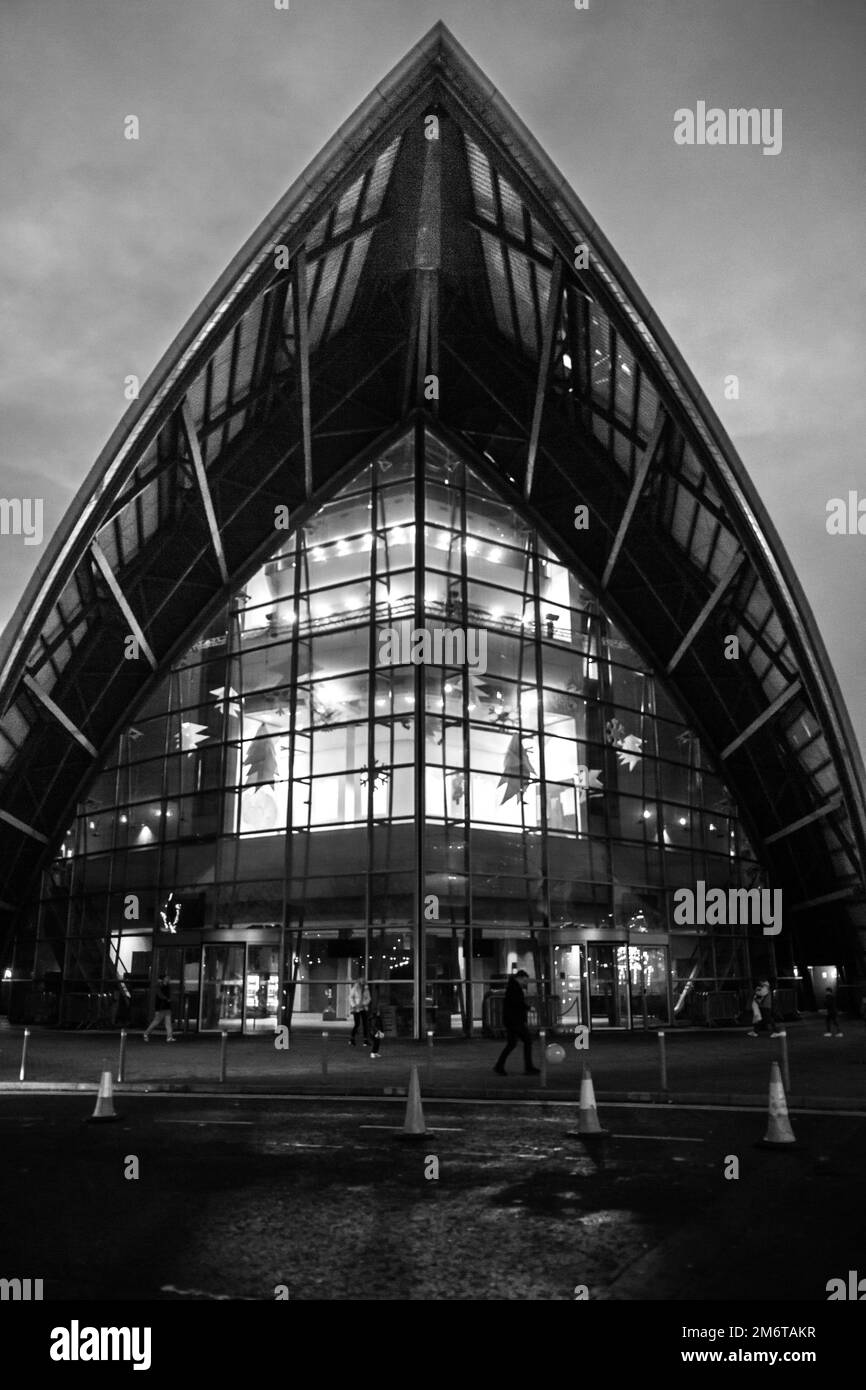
[143,973,176,1042]
[493,970,540,1076]
[824,987,843,1037]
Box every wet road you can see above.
[1,1095,863,1300]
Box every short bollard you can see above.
[117,1029,128,1084]
[219,1030,228,1084]
[426,1029,434,1087]
[658,1030,668,1093]
[19,1027,30,1082]
[539,1028,547,1087]
[779,1032,790,1095]
[321,1030,329,1078]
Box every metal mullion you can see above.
[413,414,426,1039]
[459,460,472,1032]
[365,453,380,936]
[530,542,550,945]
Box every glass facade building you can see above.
[23,426,778,1035]
[2,25,864,1033]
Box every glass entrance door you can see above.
[627,945,670,1026]
[586,944,630,1028]
[200,944,245,1031]
[245,945,281,1034]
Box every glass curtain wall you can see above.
[31,426,771,1033]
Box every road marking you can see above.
[7,1093,866,1119]
[611,1133,705,1143]
[158,1119,255,1126]
[161,1284,258,1301]
[360,1124,463,1132]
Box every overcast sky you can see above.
[1,0,864,756]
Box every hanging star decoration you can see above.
[160,892,181,934]
[176,721,209,754]
[498,733,536,803]
[573,765,604,798]
[605,717,643,772]
[360,761,391,791]
[210,686,241,720]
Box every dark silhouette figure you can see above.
[493,970,540,1075]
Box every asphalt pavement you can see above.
[0,1092,863,1301]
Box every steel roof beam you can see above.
[22,674,98,758]
[180,398,230,585]
[467,214,554,269]
[666,551,744,674]
[601,405,666,589]
[90,540,158,671]
[720,680,803,760]
[0,808,48,844]
[764,796,844,845]
[524,255,563,502]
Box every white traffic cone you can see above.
[759,1061,796,1147]
[397,1065,426,1139]
[577,1064,608,1138]
[87,1069,121,1123]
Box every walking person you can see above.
[143,973,176,1042]
[747,979,784,1038]
[493,969,540,1076]
[348,976,371,1047]
[369,1001,385,1059]
[824,986,843,1037]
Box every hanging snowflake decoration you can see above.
[605,717,643,772]
[616,734,644,773]
[360,761,391,791]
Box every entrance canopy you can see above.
[1,23,864,968]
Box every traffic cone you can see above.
[397,1065,426,1140]
[576,1064,608,1138]
[87,1069,121,1124]
[758,1061,797,1147]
